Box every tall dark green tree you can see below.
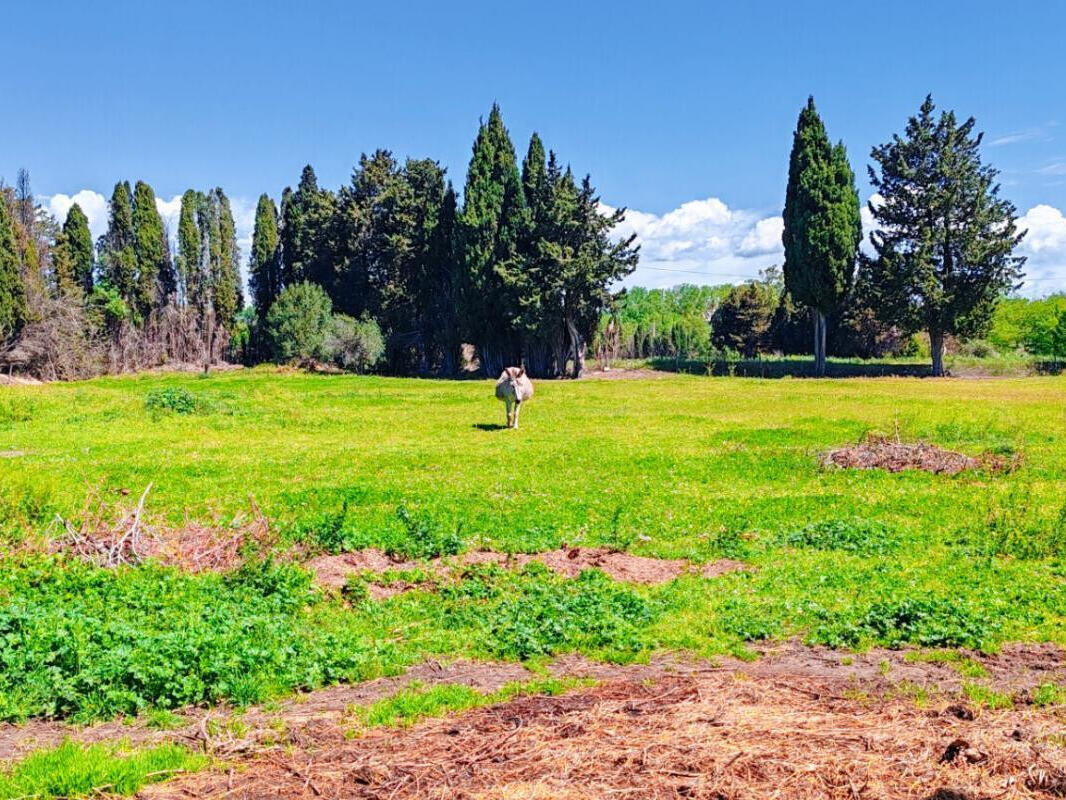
[99,181,137,309]
[249,194,281,320]
[62,203,94,294]
[280,166,336,290]
[132,181,176,314]
[865,96,1026,376]
[176,190,205,310]
[782,97,862,375]
[0,193,26,341]
[458,103,528,374]
[209,188,243,331]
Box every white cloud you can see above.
[1017,204,1066,295]
[155,194,183,238]
[603,197,784,288]
[738,216,783,256]
[47,190,108,240]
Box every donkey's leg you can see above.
[513,401,521,429]
[505,396,513,428]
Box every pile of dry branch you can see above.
[53,485,274,572]
[821,433,1017,476]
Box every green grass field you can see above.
[2,367,1066,724]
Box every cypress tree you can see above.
[280,166,335,291]
[177,190,204,310]
[782,97,862,376]
[458,103,527,374]
[131,181,175,314]
[210,188,243,330]
[100,181,138,310]
[0,194,27,341]
[866,96,1026,376]
[249,194,281,320]
[62,203,94,294]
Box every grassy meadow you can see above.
[2,367,1066,724]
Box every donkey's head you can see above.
[504,367,526,400]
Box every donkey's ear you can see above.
[516,367,525,377]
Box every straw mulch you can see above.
[147,671,1066,800]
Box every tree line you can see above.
[0,104,636,379]
[0,97,1032,379]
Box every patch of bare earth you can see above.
[144,644,1066,800]
[581,367,674,380]
[307,547,751,593]
[821,434,1016,476]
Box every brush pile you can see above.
[53,485,274,571]
[821,433,1018,476]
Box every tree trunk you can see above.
[930,330,945,377]
[812,310,827,377]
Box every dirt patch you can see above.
[581,367,674,380]
[820,434,1014,475]
[0,450,26,458]
[308,547,750,592]
[146,660,1066,800]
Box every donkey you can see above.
[495,367,534,429]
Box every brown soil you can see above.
[307,547,750,592]
[143,645,1066,800]
[821,435,1003,475]
[581,367,674,380]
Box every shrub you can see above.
[710,281,777,357]
[322,314,384,373]
[144,386,197,415]
[266,282,333,364]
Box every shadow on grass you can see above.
[472,422,508,431]
[648,357,935,378]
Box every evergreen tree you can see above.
[280,166,335,290]
[176,190,204,310]
[62,204,94,293]
[212,188,243,329]
[0,193,27,341]
[131,181,176,314]
[249,194,281,319]
[865,96,1026,375]
[458,104,528,374]
[99,181,138,309]
[782,97,862,375]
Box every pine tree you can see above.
[0,193,27,341]
[866,96,1026,376]
[100,181,138,310]
[132,181,176,315]
[782,97,862,375]
[458,103,528,374]
[249,194,281,320]
[62,204,94,294]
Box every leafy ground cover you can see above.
[1,368,1065,725]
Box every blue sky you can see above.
[3,0,1065,293]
